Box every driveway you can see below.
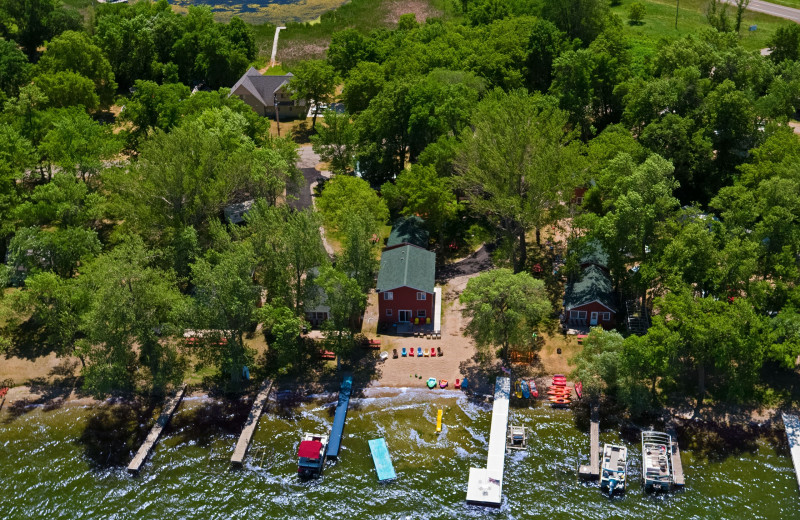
[725,0,800,23]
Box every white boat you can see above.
[641,431,674,492]
[297,432,329,478]
[599,443,627,496]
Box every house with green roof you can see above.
[385,216,429,251]
[564,265,616,329]
[377,244,435,326]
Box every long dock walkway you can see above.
[326,375,353,459]
[231,379,274,467]
[783,413,800,490]
[579,405,600,480]
[127,384,186,474]
[466,377,510,507]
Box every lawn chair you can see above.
[424,348,430,357]
[409,347,415,357]
[430,348,436,357]
[393,348,398,359]
[402,347,407,357]
[417,347,423,357]
[437,346,443,357]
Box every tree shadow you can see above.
[77,399,156,470]
[168,399,252,447]
[2,359,84,421]
[457,352,504,397]
[291,121,315,144]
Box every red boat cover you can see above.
[298,440,322,459]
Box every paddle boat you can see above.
[455,379,461,389]
[439,379,448,388]
[600,443,628,496]
[521,380,531,399]
[426,377,437,389]
[529,380,539,398]
[417,347,423,357]
[298,432,329,478]
[402,347,407,357]
[575,381,583,400]
[514,380,522,398]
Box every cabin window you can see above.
[386,309,392,316]
[417,292,427,300]
[602,312,611,321]
[417,310,426,318]
[384,292,393,301]
[570,310,587,320]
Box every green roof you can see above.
[386,216,429,249]
[376,245,435,293]
[564,265,615,311]
[580,240,609,269]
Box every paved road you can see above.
[726,0,800,23]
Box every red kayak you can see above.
[575,382,583,400]
[529,380,539,398]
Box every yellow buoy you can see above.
[436,409,443,433]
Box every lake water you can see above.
[168,0,347,24]
[2,388,799,519]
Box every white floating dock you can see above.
[433,287,442,333]
[128,384,186,474]
[466,377,510,507]
[231,379,274,467]
[783,413,800,490]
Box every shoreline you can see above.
[0,382,784,432]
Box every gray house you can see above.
[229,67,306,118]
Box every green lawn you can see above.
[615,0,790,57]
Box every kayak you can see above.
[529,380,539,398]
[575,381,583,400]
[514,380,522,399]
[521,380,531,399]
[426,377,437,389]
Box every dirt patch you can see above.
[277,40,329,64]
[383,0,443,25]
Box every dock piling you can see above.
[127,384,186,474]
[231,379,274,468]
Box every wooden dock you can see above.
[127,384,186,474]
[466,377,510,507]
[665,421,685,487]
[231,379,274,467]
[784,413,800,491]
[578,405,600,480]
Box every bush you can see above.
[628,2,646,25]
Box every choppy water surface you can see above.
[2,389,799,519]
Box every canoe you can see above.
[529,380,539,398]
[575,381,583,400]
[439,380,448,388]
[514,380,522,399]
[426,377,436,389]
[521,380,531,399]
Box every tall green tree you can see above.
[289,59,338,129]
[455,90,583,272]
[460,268,552,361]
[310,110,358,175]
[39,109,120,181]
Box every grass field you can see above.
[615,0,790,58]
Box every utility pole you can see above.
[274,94,280,137]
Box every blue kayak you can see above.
[521,379,531,399]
